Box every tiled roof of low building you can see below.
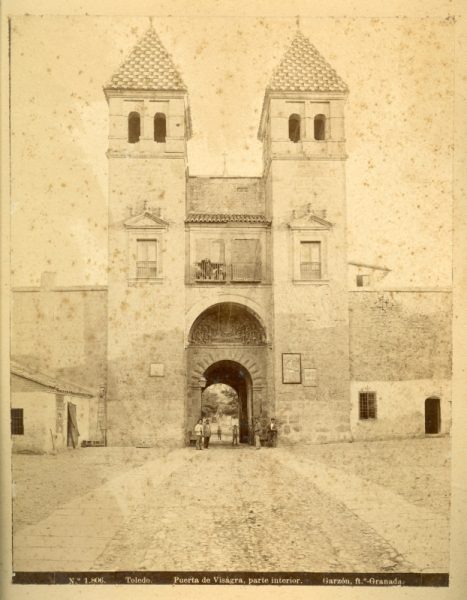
[186,214,271,224]
[267,30,348,93]
[106,27,187,91]
[11,361,94,397]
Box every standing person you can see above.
[268,418,278,447]
[232,423,238,446]
[203,419,211,449]
[254,418,262,449]
[217,424,222,441]
[194,419,203,450]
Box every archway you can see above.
[202,361,252,443]
[186,302,270,444]
[425,397,441,434]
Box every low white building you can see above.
[10,361,98,453]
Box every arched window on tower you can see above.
[288,114,301,143]
[128,112,141,144]
[154,113,167,143]
[314,114,326,141]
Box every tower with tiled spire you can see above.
[259,29,351,443]
[104,26,191,446]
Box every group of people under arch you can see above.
[193,416,278,450]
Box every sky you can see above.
[9,14,454,287]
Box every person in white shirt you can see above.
[268,418,278,447]
[194,419,203,450]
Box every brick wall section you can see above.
[349,291,452,380]
[187,177,265,214]
[11,289,107,392]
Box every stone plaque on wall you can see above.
[282,353,302,384]
[150,363,164,377]
[303,368,318,387]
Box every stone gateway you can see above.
[11,25,452,450]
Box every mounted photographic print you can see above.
[282,353,302,384]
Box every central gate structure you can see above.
[186,302,272,442]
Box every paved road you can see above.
[14,445,448,572]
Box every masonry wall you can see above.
[349,291,452,439]
[107,156,187,447]
[11,288,107,392]
[269,159,350,444]
[187,177,265,214]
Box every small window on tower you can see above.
[154,113,167,143]
[289,114,301,143]
[300,241,321,280]
[128,112,141,143]
[314,114,326,140]
[136,239,158,279]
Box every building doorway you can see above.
[186,301,269,445]
[425,397,441,434]
[202,361,252,443]
[67,402,79,447]
[201,383,239,445]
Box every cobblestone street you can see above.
[12,438,450,573]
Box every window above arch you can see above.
[128,112,141,144]
[154,113,167,143]
[288,114,301,143]
[314,114,326,141]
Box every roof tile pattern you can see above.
[106,28,186,91]
[11,361,94,397]
[186,214,270,224]
[268,30,348,93]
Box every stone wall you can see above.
[269,158,351,444]
[11,286,107,392]
[106,156,187,447]
[349,291,452,380]
[349,290,452,440]
[187,177,265,214]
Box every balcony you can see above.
[136,260,158,279]
[231,262,262,282]
[300,262,321,280]
[195,260,226,282]
[194,260,262,283]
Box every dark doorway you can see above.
[425,397,441,434]
[203,361,252,443]
[67,403,79,448]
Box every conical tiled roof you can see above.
[106,27,187,91]
[267,30,348,93]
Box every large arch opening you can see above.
[202,361,252,444]
[186,302,270,445]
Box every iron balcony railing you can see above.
[194,260,262,283]
[300,262,321,280]
[231,262,262,282]
[195,261,227,281]
[136,261,158,279]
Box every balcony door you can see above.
[195,239,226,281]
[231,239,261,282]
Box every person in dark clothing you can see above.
[203,419,211,448]
[267,417,278,447]
[232,423,238,446]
